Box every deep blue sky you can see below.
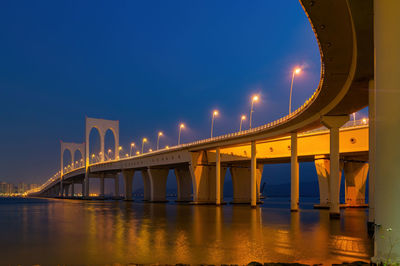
[1,0,327,185]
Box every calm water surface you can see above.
[0,197,372,265]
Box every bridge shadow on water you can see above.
[0,197,372,264]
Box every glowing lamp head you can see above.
[108,149,112,153]
[294,67,301,74]
[125,153,128,157]
[143,138,147,142]
[149,148,153,152]
[130,142,135,147]
[213,110,219,116]
[252,95,259,102]
[158,131,163,136]
[241,115,246,120]
[180,123,185,129]
[165,145,169,149]
[136,151,140,155]
[362,118,367,124]
[118,146,122,151]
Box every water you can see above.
[0,197,372,265]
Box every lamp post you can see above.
[249,95,259,129]
[157,132,163,150]
[240,115,246,131]
[211,110,218,138]
[352,112,356,126]
[141,138,147,154]
[178,123,185,145]
[107,149,112,160]
[289,67,301,115]
[130,142,135,156]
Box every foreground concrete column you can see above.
[64,184,69,197]
[216,147,221,205]
[99,176,105,198]
[314,156,333,207]
[230,164,263,204]
[374,0,400,261]
[141,170,151,201]
[114,175,119,198]
[148,168,169,202]
[174,166,193,202]
[291,132,299,211]
[123,170,134,200]
[251,141,257,207]
[344,161,369,207]
[368,79,376,225]
[321,115,349,218]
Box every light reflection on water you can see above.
[0,197,372,264]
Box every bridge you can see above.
[26,0,400,262]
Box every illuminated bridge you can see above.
[26,0,400,261]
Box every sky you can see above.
[0,0,344,187]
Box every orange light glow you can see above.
[294,67,301,74]
[241,115,246,120]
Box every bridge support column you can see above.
[291,132,299,211]
[123,170,134,201]
[344,162,369,207]
[174,166,193,202]
[60,181,63,198]
[216,147,221,205]
[251,140,257,207]
[71,183,74,197]
[81,181,85,198]
[374,0,400,261]
[368,79,376,228]
[321,115,349,218]
[100,175,105,198]
[190,151,227,204]
[84,173,89,198]
[229,164,263,204]
[64,184,69,197]
[140,170,151,201]
[114,175,119,198]
[148,168,169,202]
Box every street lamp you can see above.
[141,138,147,154]
[249,95,259,129]
[107,148,112,160]
[289,67,301,114]
[352,112,356,126]
[157,132,163,150]
[211,110,218,138]
[136,151,140,155]
[130,142,135,156]
[149,148,153,152]
[178,123,185,145]
[239,115,246,131]
[165,145,169,149]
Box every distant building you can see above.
[0,181,39,196]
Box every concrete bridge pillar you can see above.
[216,147,221,205]
[84,173,89,198]
[140,170,151,201]
[291,132,299,211]
[71,183,74,197]
[314,155,343,208]
[123,170,134,200]
[60,181,63,198]
[99,175,105,198]
[344,162,369,207]
[148,168,169,202]
[229,164,263,204]
[81,181,85,198]
[174,166,193,202]
[251,140,257,207]
[321,115,349,218]
[189,151,227,204]
[114,174,119,198]
[374,0,400,261]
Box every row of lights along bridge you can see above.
[86,67,304,163]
